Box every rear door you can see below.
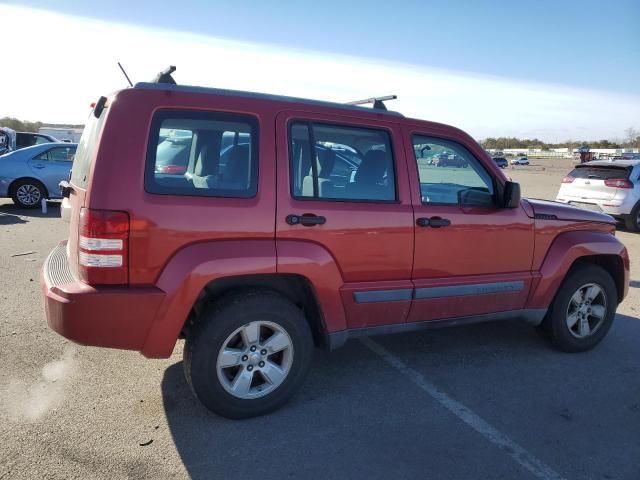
[28,146,75,196]
[275,111,415,328]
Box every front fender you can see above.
[141,240,276,358]
[527,230,628,309]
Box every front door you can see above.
[404,128,535,322]
[275,111,415,328]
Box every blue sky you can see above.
[8,0,640,94]
[0,1,638,140]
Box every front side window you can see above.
[412,135,494,207]
[289,122,396,202]
[145,110,258,198]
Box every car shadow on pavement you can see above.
[160,315,640,480]
[0,201,60,219]
[0,211,27,225]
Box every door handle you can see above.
[286,214,326,227]
[416,217,451,228]
[33,164,46,169]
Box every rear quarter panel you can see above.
[85,88,278,285]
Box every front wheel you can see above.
[183,290,314,419]
[543,264,617,352]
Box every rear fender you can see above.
[141,240,276,358]
[276,239,347,332]
[527,230,628,309]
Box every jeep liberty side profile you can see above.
[42,72,629,418]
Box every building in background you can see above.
[38,126,84,143]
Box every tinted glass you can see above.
[570,166,630,180]
[145,110,258,198]
[412,135,494,206]
[290,122,395,201]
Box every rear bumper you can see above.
[555,195,636,216]
[41,242,165,352]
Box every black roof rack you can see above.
[152,65,177,85]
[346,95,397,111]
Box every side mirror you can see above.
[503,181,521,208]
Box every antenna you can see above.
[117,62,133,87]
[347,95,397,111]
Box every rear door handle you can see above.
[286,214,326,227]
[33,164,46,169]
[416,217,451,228]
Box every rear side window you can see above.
[34,146,76,162]
[570,166,631,180]
[145,110,258,198]
[289,121,396,202]
[71,112,106,188]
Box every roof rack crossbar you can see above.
[346,95,397,111]
[152,65,177,85]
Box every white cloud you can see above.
[0,4,638,141]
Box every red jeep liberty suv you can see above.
[42,71,629,418]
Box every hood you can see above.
[522,198,615,225]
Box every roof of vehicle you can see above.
[578,160,640,168]
[134,82,405,118]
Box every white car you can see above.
[556,160,640,230]
[511,157,529,165]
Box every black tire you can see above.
[183,290,314,419]
[11,179,46,209]
[543,264,617,352]
[624,202,640,232]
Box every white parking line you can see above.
[360,338,566,480]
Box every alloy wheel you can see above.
[16,184,41,206]
[216,321,294,399]
[565,283,607,339]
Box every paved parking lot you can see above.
[1,166,639,479]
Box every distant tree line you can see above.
[0,117,84,133]
[481,127,640,150]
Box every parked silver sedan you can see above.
[0,142,77,208]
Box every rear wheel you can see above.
[183,290,314,419]
[543,264,617,352]
[11,179,46,209]
[624,202,640,232]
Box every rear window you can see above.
[70,112,106,189]
[145,110,258,198]
[570,166,631,180]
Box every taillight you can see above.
[78,208,129,284]
[562,176,575,183]
[604,179,633,188]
